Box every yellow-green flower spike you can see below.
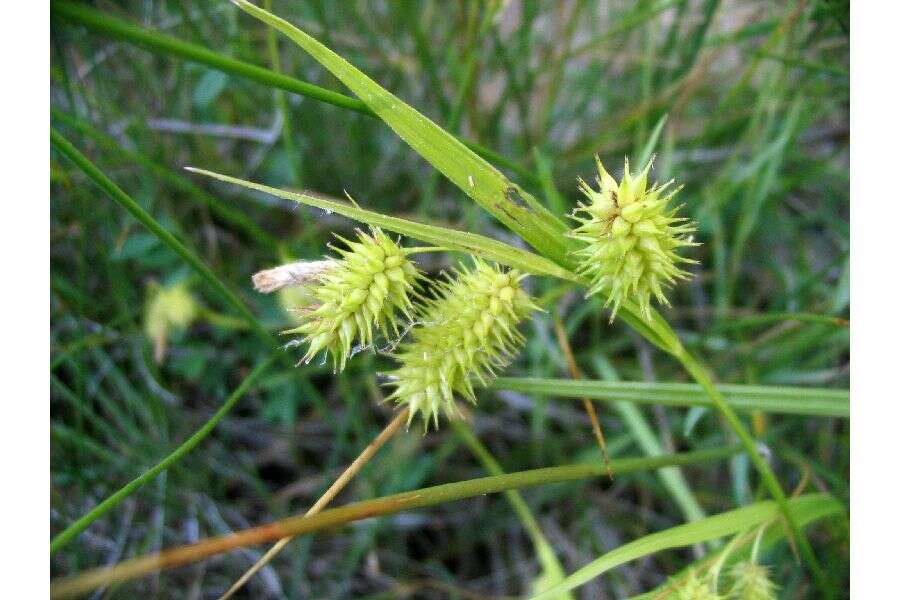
[281,227,421,372]
[671,570,724,600]
[569,156,697,321]
[384,259,539,429]
[727,562,777,600]
[144,282,199,363]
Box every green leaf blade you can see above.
[231,0,570,265]
[529,494,843,600]
[187,167,578,282]
[490,378,850,418]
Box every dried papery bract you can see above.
[385,259,539,429]
[569,156,697,321]
[252,259,337,293]
[256,227,421,372]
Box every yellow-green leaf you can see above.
[187,167,577,282]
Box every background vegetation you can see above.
[50,1,849,598]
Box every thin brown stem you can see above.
[552,315,613,478]
[218,407,409,599]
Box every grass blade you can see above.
[629,494,846,599]
[187,167,577,282]
[51,446,738,599]
[529,493,843,600]
[50,356,276,554]
[231,0,570,265]
[490,378,849,418]
[635,112,669,171]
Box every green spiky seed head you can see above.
[671,570,724,600]
[727,562,778,600]
[280,227,421,371]
[569,156,697,321]
[385,259,539,429]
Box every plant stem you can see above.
[674,348,833,598]
[488,377,849,418]
[452,420,574,599]
[402,246,451,255]
[552,314,612,475]
[50,128,274,347]
[217,408,409,599]
[50,356,276,554]
[50,446,738,599]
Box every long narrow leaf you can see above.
[186,171,678,352]
[187,167,577,282]
[231,0,570,265]
[491,377,849,418]
[51,446,738,599]
[629,494,846,599]
[530,493,843,600]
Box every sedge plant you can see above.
[199,2,829,595]
[49,1,849,598]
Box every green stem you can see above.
[50,356,275,554]
[452,421,573,597]
[50,446,738,599]
[674,349,833,598]
[49,0,539,187]
[50,108,279,251]
[402,246,452,255]
[50,128,273,347]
